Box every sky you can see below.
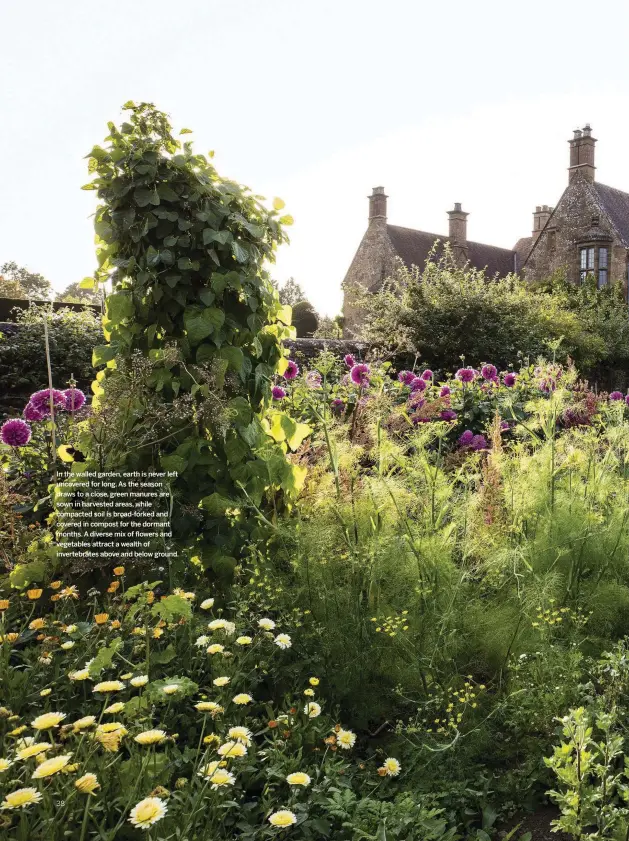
[2,0,629,316]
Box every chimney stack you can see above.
[447,202,468,244]
[532,205,553,242]
[447,203,469,265]
[568,124,596,183]
[368,186,388,223]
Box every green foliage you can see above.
[353,250,629,378]
[55,280,102,305]
[277,276,307,307]
[292,300,319,338]
[0,304,102,402]
[0,261,52,299]
[76,101,305,575]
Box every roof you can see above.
[593,182,629,246]
[387,224,516,277]
[514,236,533,270]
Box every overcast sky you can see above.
[2,0,629,315]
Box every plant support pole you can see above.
[43,311,57,484]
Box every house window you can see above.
[598,247,608,288]
[580,246,595,281]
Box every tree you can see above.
[277,277,306,307]
[75,101,306,577]
[55,281,102,305]
[291,300,319,337]
[314,314,344,339]
[0,261,52,299]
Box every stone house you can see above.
[342,125,629,336]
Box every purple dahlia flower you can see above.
[408,394,426,410]
[471,434,488,451]
[410,377,427,393]
[1,418,32,447]
[455,368,476,384]
[609,391,624,401]
[272,385,286,400]
[481,364,497,380]
[458,430,474,446]
[63,388,86,412]
[439,385,451,398]
[421,369,434,381]
[397,370,415,386]
[29,388,66,416]
[500,420,511,431]
[625,395,629,407]
[504,373,517,388]
[344,354,356,368]
[306,371,322,389]
[24,402,46,422]
[331,398,345,413]
[440,409,457,422]
[350,363,370,386]
[283,360,299,380]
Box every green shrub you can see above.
[0,305,102,407]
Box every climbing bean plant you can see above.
[76,101,307,576]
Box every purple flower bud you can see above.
[272,385,286,400]
[1,418,32,447]
[331,398,345,413]
[350,363,370,386]
[609,391,624,401]
[458,430,474,446]
[284,360,299,380]
[63,388,86,412]
[344,354,356,368]
[23,402,46,422]
[439,385,451,398]
[440,409,457,422]
[397,370,415,386]
[503,373,517,388]
[471,434,488,451]
[455,368,476,384]
[421,369,434,381]
[29,388,66,416]
[481,364,497,380]
[500,420,510,431]
[410,377,427,393]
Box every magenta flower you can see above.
[458,430,474,447]
[283,360,299,380]
[350,363,370,386]
[29,388,66,416]
[408,393,426,410]
[625,395,629,407]
[471,434,488,451]
[331,398,345,413]
[609,391,624,401]
[455,368,476,384]
[421,369,434,381]
[344,354,356,368]
[63,388,86,412]
[272,386,286,400]
[1,418,32,447]
[306,371,322,389]
[440,409,457,422]
[504,373,517,388]
[410,377,427,393]
[439,385,451,398]
[481,364,497,380]
[24,402,46,422]
[397,370,415,386]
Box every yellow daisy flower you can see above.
[128,796,168,829]
[0,787,42,810]
[17,742,52,760]
[93,681,125,693]
[232,694,253,705]
[286,772,311,786]
[31,712,66,730]
[217,741,247,758]
[32,753,72,779]
[134,729,166,745]
[75,773,100,794]
[268,809,297,827]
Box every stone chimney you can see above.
[532,205,553,242]
[447,203,469,263]
[568,124,596,183]
[368,186,388,223]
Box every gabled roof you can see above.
[593,182,629,247]
[387,224,516,278]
